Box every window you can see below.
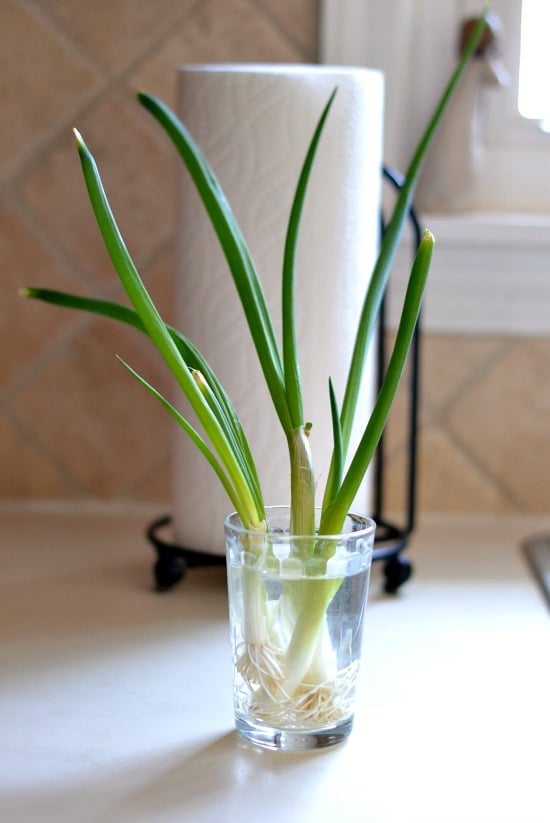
[517,0,550,130]
[320,0,550,336]
[455,0,550,212]
[321,0,550,213]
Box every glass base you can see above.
[235,713,354,751]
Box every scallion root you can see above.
[235,642,359,728]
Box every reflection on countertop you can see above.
[1,504,548,823]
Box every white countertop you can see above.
[1,505,548,823]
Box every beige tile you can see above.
[131,455,172,503]
[0,414,76,498]
[417,426,514,514]
[0,200,87,388]
[421,333,509,416]
[129,0,307,107]
[38,0,193,74]
[9,317,175,498]
[258,0,319,60]
[139,242,176,328]
[376,446,409,520]
[447,339,550,513]
[0,0,100,177]
[379,332,513,491]
[1,0,322,506]
[19,92,176,288]
[380,426,514,516]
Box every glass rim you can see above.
[224,505,376,541]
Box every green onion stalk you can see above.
[21,13,488,723]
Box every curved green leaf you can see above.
[22,286,263,511]
[342,12,488,442]
[117,357,246,517]
[282,87,337,428]
[73,131,263,528]
[321,230,434,534]
[137,92,293,435]
[322,10,489,510]
[323,377,344,510]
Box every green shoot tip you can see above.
[136,90,152,107]
[72,128,86,152]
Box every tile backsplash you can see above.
[2,0,549,515]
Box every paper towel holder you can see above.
[147,165,422,595]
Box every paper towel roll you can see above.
[173,64,384,554]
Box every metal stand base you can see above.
[146,514,413,594]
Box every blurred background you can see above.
[1,0,549,517]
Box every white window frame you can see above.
[484,0,550,146]
[320,0,550,336]
[476,0,550,212]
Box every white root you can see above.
[235,638,359,727]
[234,572,358,728]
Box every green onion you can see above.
[21,10,488,721]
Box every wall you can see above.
[383,332,550,516]
[1,0,318,506]
[1,0,549,516]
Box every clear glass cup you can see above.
[224,506,375,751]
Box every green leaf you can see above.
[117,357,246,516]
[22,286,263,510]
[282,88,337,428]
[321,230,434,535]
[322,10,490,509]
[73,130,263,528]
[191,369,264,516]
[137,92,294,435]
[323,378,344,509]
